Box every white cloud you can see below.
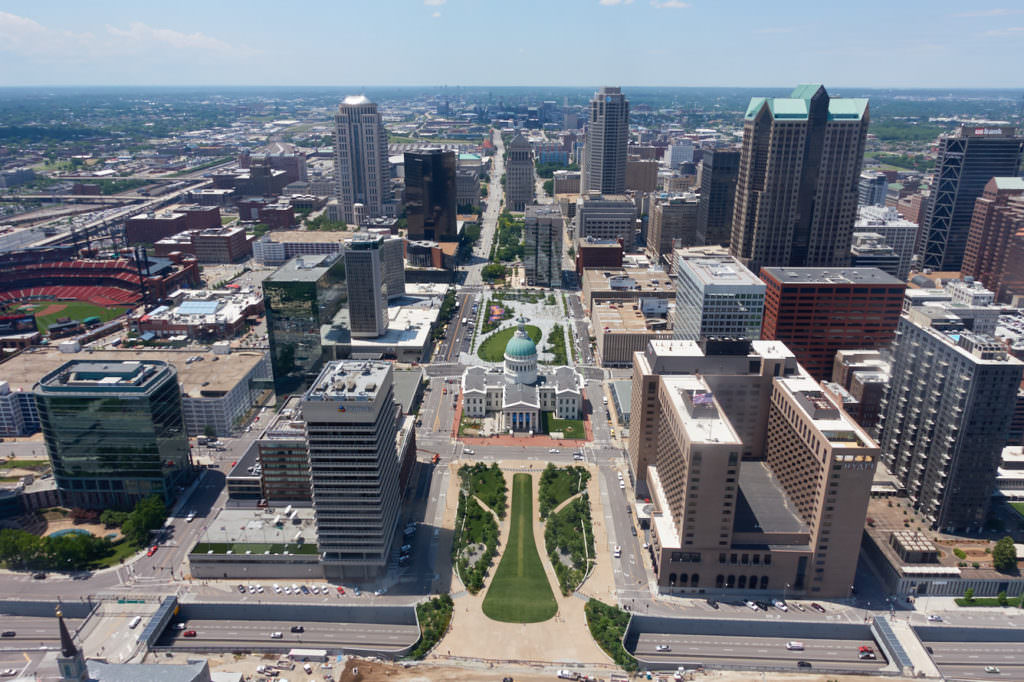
[954,8,1024,17]
[0,11,95,58]
[651,0,690,7]
[599,0,635,6]
[432,11,442,18]
[983,26,1024,35]
[105,22,252,57]
[424,0,446,5]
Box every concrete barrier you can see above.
[177,602,417,626]
[915,625,1024,643]
[623,614,872,650]
[0,600,95,619]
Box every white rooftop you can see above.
[661,375,741,445]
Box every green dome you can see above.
[505,333,537,358]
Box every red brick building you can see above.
[154,225,252,263]
[575,237,624,276]
[961,177,1024,303]
[237,198,295,230]
[125,205,220,243]
[760,267,905,380]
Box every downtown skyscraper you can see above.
[334,95,391,225]
[730,84,869,274]
[582,87,629,195]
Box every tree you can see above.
[542,179,554,197]
[203,424,217,439]
[993,536,1018,573]
[100,510,128,528]
[998,591,1009,606]
[963,587,974,603]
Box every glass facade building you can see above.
[404,149,457,241]
[263,254,345,393]
[35,360,193,510]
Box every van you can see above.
[303,663,313,674]
[786,641,804,651]
[129,616,142,629]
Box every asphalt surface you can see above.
[928,641,1024,680]
[157,619,420,652]
[634,633,887,672]
[0,616,82,646]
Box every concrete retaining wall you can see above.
[0,600,95,619]
[188,553,322,579]
[915,625,1024,643]
[178,602,417,626]
[623,614,873,651]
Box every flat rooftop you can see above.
[661,375,741,445]
[760,267,905,286]
[734,462,809,535]
[264,253,337,283]
[195,506,317,547]
[260,395,305,442]
[322,303,439,351]
[37,360,169,392]
[775,375,874,448]
[4,347,267,398]
[583,268,674,293]
[592,301,655,332]
[306,360,390,401]
[677,255,764,288]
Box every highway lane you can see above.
[159,620,419,651]
[634,633,886,671]
[928,640,1024,679]
[0,616,82,646]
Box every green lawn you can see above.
[191,542,318,555]
[459,462,508,517]
[477,325,541,362]
[1011,502,1024,519]
[956,595,1022,607]
[543,413,585,440]
[92,538,140,568]
[538,464,591,519]
[0,459,50,471]
[25,300,130,332]
[482,474,558,623]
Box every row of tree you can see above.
[100,495,169,547]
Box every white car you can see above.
[746,600,759,611]
[463,448,475,455]
[273,584,282,594]
[614,545,622,558]
[256,585,264,593]
[269,631,283,639]
[284,586,292,594]
[185,512,196,523]
[656,644,671,652]
[311,586,320,594]
[773,600,788,612]
[619,481,626,489]
[1,670,16,678]
[927,615,943,622]
[248,585,256,593]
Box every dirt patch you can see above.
[37,303,67,317]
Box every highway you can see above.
[0,616,83,647]
[928,641,1024,680]
[634,633,887,672]
[157,619,420,652]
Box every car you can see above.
[0,632,14,638]
[859,646,874,653]
[284,586,292,594]
[786,641,804,651]
[257,585,264,593]
[985,666,1001,674]
[248,585,257,593]
[291,583,300,592]
[705,598,719,609]
[290,626,304,633]
[927,614,943,622]
[619,481,625,489]
[237,584,246,593]
[336,586,346,594]
[792,602,806,612]
[375,588,387,596]
[147,545,158,557]
[810,602,826,613]
[463,448,475,455]
[174,622,187,630]
[774,600,789,612]
[183,630,197,638]
[745,600,759,611]
[300,585,310,594]
[273,583,282,593]
[270,632,283,639]
[642,542,650,549]
[631,526,637,536]
[353,586,361,596]
[186,512,196,523]
[613,544,621,556]
[549,448,559,454]
[311,585,320,594]
[859,651,876,660]
[797,661,811,668]
[1,669,17,677]
[656,644,671,652]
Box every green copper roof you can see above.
[505,334,537,358]
[744,84,868,122]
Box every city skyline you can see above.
[1,1,1023,88]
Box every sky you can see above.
[0,1,1022,88]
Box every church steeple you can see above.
[56,608,88,682]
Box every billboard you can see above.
[0,314,38,335]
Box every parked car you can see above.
[745,601,759,611]
[774,600,789,612]
[810,602,826,613]
[237,584,246,593]
[705,599,719,609]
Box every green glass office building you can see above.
[35,360,194,510]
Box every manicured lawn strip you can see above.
[91,538,139,568]
[481,474,557,623]
[543,324,568,365]
[585,599,638,672]
[955,596,1022,607]
[538,463,591,519]
[543,412,585,440]
[477,324,541,362]
[408,594,454,659]
[0,459,50,470]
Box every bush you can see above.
[998,591,1009,606]
[451,493,499,594]
[953,548,967,560]
[993,536,1018,573]
[538,464,591,519]
[408,594,454,659]
[546,496,595,595]
[584,599,637,672]
[964,588,974,603]
[100,510,129,528]
[458,462,508,518]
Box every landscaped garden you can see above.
[481,474,558,623]
[545,496,595,595]
[479,299,515,334]
[542,324,568,365]
[541,412,585,441]
[458,463,508,518]
[408,594,454,659]
[477,324,541,362]
[585,599,638,672]
[538,463,591,519]
[451,495,498,594]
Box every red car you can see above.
[147,545,158,557]
[182,630,196,638]
[336,586,345,594]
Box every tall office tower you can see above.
[404,149,457,241]
[760,267,904,380]
[505,134,535,211]
[672,247,765,341]
[378,234,406,300]
[582,87,629,195]
[345,236,390,338]
[696,149,740,246]
[878,308,1023,532]
[858,172,889,206]
[730,84,869,274]
[35,360,193,510]
[849,233,901,278]
[665,141,694,169]
[576,194,636,247]
[630,339,877,597]
[302,361,401,580]
[264,254,345,392]
[854,205,919,281]
[920,125,1023,271]
[334,96,391,224]
[962,177,1024,302]
[524,205,563,287]
[647,194,699,263]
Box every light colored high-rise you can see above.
[505,134,535,211]
[576,194,636,248]
[672,246,765,341]
[344,236,389,338]
[629,339,877,597]
[858,172,888,207]
[524,205,563,287]
[647,194,699,263]
[730,84,869,274]
[877,308,1023,532]
[854,205,919,281]
[302,361,400,580]
[334,96,391,224]
[582,87,629,195]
